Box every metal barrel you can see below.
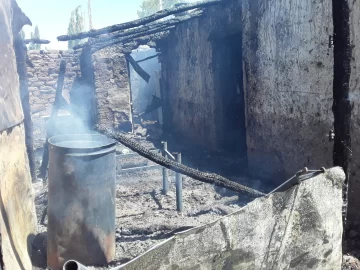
[47,134,116,270]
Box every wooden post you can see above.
[39,60,66,184]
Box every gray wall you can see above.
[159,0,243,152]
[242,0,334,182]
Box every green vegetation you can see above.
[67,5,85,49]
[29,26,41,50]
[137,0,181,18]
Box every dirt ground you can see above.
[31,138,253,269]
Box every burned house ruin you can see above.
[1,0,360,269]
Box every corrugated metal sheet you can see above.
[0,0,24,132]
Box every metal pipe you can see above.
[164,149,175,160]
[175,152,183,212]
[162,141,169,195]
[63,260,89,270]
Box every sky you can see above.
[17,0,147,49]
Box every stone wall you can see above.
[26,47,133,148]
[118,168,344,270]
[0,1,37,269]
[93,46,133,132]
[159,0,244,152]
[27,50,80,148]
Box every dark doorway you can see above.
[213,31,247,160]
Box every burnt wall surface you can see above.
[93,47,132,132]
[159,0,243,152]
[242,0,334,182]
[0,0,37,269]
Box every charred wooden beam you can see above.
[39,60,66,182]
[24,38,50,44]
[73,11,203,50]
[95,125,265,198]
[136,53,161,63]
[332,0,352,225]
[126,54,151,83]
[57,0,221,41]
[91,28,172,54]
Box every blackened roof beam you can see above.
[24,39,50,44]
[73,10,203,50]
[91,28,172,54]
[57,0,222,41]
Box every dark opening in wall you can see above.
[129,46,163,140]
[213,31,247,161]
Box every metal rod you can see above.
[63,260,89,270]
[117,165,161,174]
[175,152,183,212]
[164,149,175,160]
[162,141,169,195]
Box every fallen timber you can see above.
[125,54,151,83]
[95,125,265,198]
[57,0,222,41]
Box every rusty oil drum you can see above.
[47,134,116,270]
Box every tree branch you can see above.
[57,0,221,41]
